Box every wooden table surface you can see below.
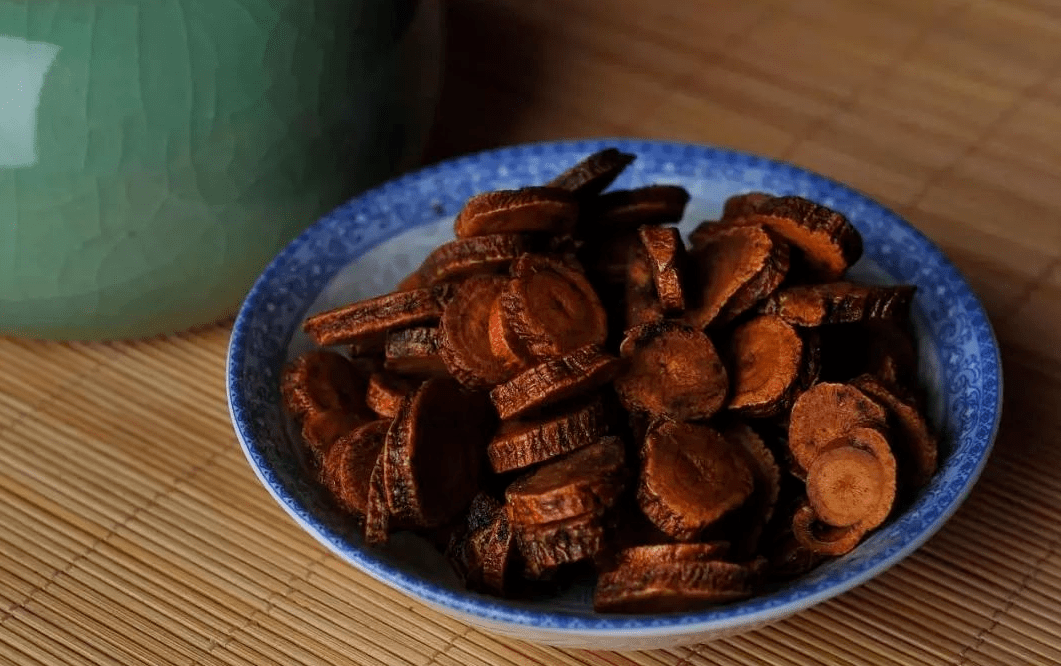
[4,1,1061,664]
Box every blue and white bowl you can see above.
[226,139,1002,650]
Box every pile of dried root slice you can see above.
[281,148,938,614]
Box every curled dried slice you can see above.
[759,282,916,327]
[791,502,866,556]
[281,351,374,456]
[487,294,533,376]
[613,543,731,568]
[515,512,605,579]
[737,195,863,281]
[419,233,534,285]
[454,187,579,238]
[365,372,420,419]
[594,560,760,613]
[384,327,447,376]
[806,427,896,531]
[788,382,889,475]
[320,419,390,516]
[487,399,604,473]
[490,344,624,420]
[447,494,516,596]
[504,436,626,523]
[726,315,804,418]
[500,254,608,360]
[624,244,665,329]
[304,284,453,347]
[438,275,511,388]
[638,225,687,313]
[590,185,690,231]
[637,420,755,541]
[383,377,494,527]
[685,225,789,330]
[852,374,937,490]
[546,147,636,197]
[615,321,728,421]
[721,191,773,224]
[364,450,390,546]
[725,423,781,558]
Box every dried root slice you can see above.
[487,399,605,473]
[321,419,390,516]
[624,244,666,329]
[726,315,804,418]
[515,512,605,579]
[760,282,916,327]
[852,374,937,490]
[487,294,533,377]
[724,423,781,558]
[806,427,896,531]
[791,502,867,556]
[419,233,534,285]
[546,147,636,197]
[766,533,828,580]
[439,275,511,388]
[638,225,688,313]
[365,372,421,419]
[615,321,728,421]
[721,191,773,224]
[384,327,447,376]
[594,560,760,613]
[715,238,790,325]
[364,450,391,546]
[637,420,755,541]
[383,377,494,528]
[500,254,608,360]
[685,225,789,330]
[613,543,731,569]
[590,185,690,231]
[447,494,516,596]
[504,436,626,523]
[281,351,374,456]
[738,195,863,281]
[304,284,454,347]
[454,187,579,238]
[788,382,889,475]
[490,344,624,421]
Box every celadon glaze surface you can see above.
[0,0,440,339]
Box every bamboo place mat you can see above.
[4,0,1061,664]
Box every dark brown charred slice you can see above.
[594,559,762,613]
[852,374,938,490]
[365,372,421,419]
[418,234,535,285]
[446,494,516,595]
[438,275,511,388]
[281,350,375,456]
[806,426,897,532]
[613,543,731,569]
[726,315,805,418]
[791,502,867,556]
[490,344,624,421]
[320,419,390,516]
[363,450,390,545]
[382,377,494,528]
[735,195,863,281]
[714,236,791,326]
[724,423,781,558]
[453,187,579,238]
[638,225,688,313]
[637,419,755,541]
[685,224,790,330]
[303,284,454,347]
[500,254,608,360]
[588,185,691,231]
[787,382,889,475]
[624,243,666,329]
[504,436,627,523]
[545,147,636,198]
[759,282,916,327]
[487,399,605,473]
[615,321,729,421]
[487,293,533,377]
[721,191,774,224]
[514,512,606,579]
[383,327,447,376]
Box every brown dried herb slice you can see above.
[490,344,624,421]
[304,284,454,347]
[446,494,516,596]
[638,225,688,313]
[714,237,791,325]
[419,233,534,285]
[726,315,804,418]
[504,436,627,523]
[791,502,867,556]
[438,275,511,388]
[363,449,390,546]
[594,559,760,613]
[759,282,916,327]
[724,423,781,558]
[515,511,605,579]
[487,399,605,473]
[365,372,421,419]
[613,543,731,568]
[487,293,533,376]
[624,243,666,329]
[615,321,728,421]
[320,419,390,516]
[500,254,608,360]
[637,419,755,541]
[684,225,789,330]
[454,187,579,238]
[383,327,447,376]
[787,382,889,475]
[806,427,897,531]
[852,374,937,490]
[383,377,494,527]
[721,191,773,224]
[545,147,636,197]
[589,185,691,231]
[736,195,863,281]
[281,350,374,457]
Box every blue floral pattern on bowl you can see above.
[227,139,1002,650]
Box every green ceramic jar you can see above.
[0,0,440,339]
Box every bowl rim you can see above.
[227,138,1003,637]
